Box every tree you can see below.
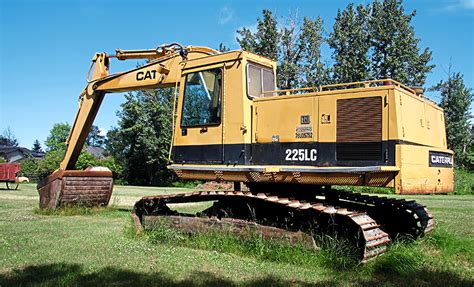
[86,125,106,147]
[430,71,473,169]
[237,10,329,89]
[471,124,474,143]
[0,127,19,147]
[328,4,370,83]
[298,16,329,87]
[44,122,105,152]
[36,123,122,181]
[278,16,301,89]
[368,0,434,86]
[255,9,279,60]
[36,148,102,180]
[19,156,39,179]
[217,43,230,52]
[106,88,175,185]
[32,139,43,153]
[236,27,257,53]
[237,9,279,60]
[45,122,71,151]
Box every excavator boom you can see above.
[37,44,217,208]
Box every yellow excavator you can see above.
[37,43,454,261]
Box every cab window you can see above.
[181,68,222,127]
[247,63,275,98]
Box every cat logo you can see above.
[136,70,157,81]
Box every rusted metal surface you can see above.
[0,163,21,189]
[37,169,113,189]
[399,185,453,194]
[37,168,113,209]
[0,163,20,182]
[173,168,397,188]
[144,215,317,249]
[133,191,391,262]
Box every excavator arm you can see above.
[63,44,216,170]
[38,44,217,208]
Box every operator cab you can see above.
[172,51,277,165]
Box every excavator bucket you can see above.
[37,167,113,209]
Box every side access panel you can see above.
[252,96,317,165]
[395,145,454,194]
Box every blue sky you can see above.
[1,0,473,148]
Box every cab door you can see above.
[173,68,224,163]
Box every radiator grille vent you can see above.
[337,97,382,161]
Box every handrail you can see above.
[263,86,320,96]
[260,79,420,97]
[320,79,415,94]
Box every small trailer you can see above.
[0,163,21,190]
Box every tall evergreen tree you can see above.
[237,9,279,60]
[237,11,329,89]
[328,4,370,83]
[298,16,329,87]
[32,139,43,153]
[236,27,257,53]
[368,0,434,86]
[471,124,474,142]
[430,71,473,169]
[255,9,279,60]
[86,125,106,147]
[278,17,301,89]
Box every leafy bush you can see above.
[76,151,97,170]
[19,156,39,181]
[96,156,123,181]
[36,149,65,179]
[454,168,474,195]
[36,148,124,181]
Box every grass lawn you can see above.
[0,183,472,286]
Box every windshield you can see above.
[181,68,222,126]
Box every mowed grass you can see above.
[0,183,472,286]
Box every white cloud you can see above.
[218,6,234,25]
[442,0,474,11]
[462,0,474,9]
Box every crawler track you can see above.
[133,191,390,262]
[318,189,435,240]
